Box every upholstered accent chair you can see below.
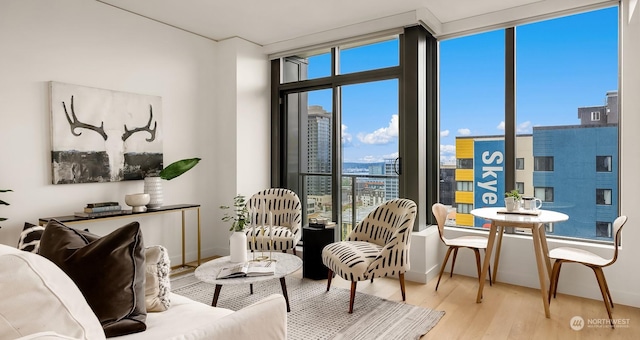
[548,215,627,328]
[322,198,417,313]
[432,203,492,291]
[245,188,302,255]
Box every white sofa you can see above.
[0,244,287,340]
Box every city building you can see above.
[454,92,618,241]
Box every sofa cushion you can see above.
[17,222,45,253]
[144,245,171,312]
[38,220,147,338]
[0,244,106,340]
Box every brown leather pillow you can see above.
[38,219,147,338]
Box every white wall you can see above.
[212,37,271,255]
[0,0,270,265]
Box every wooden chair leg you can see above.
[548,260,562,303]
[600,268,614,309]
[553,261,563,299]
[593,267,614,328]
[326,269,334,291]
[483,249,492,286]
[473,248,482,283]
[399,272,406,301]
[450,247,460,278]
[349,281,357,313]
[436,247,454,291]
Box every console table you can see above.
[39,204,201,269]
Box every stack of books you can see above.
[74,202,124,218]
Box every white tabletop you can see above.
[470,207,569,225]
[195,251,302,285]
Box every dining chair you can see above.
[548,215,627,328]
[322,198,417,313]
[245,188,302,255]
[432,203,492,291]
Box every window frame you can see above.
[534,156,554,172]
[596,188,613,205]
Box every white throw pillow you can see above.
[0,244,106,340]
[144,245,171,312]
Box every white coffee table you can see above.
[194,251,302,312]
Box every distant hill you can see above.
[343,162,385,173]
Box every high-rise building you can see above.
[306,105,332,196]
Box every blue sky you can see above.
[307,6,618,165]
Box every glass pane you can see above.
[341,79,399,238]
[440,30,505,228]
[282,48,331,83]
[304,174,333,224]
[517,7,618,241]
[293,89,333,226]
[339,38,399,74]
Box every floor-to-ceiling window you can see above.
[276,36,402,239]
[439,6,619,243]
[273,26,437,238]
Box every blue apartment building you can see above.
[533,124,618,240]
[458,92,619,241]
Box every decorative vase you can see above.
[144,176,163,209]
[229,231,247,263]
[505,197,516,211]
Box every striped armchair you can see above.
[321,198,417,313]
[245,188,302,254]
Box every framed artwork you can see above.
[50,81,163,184]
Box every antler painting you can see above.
[50,81,163,184]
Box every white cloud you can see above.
[440,130,450,137]
[357,115,398,145]
[458,128,471,136]
[382,152,399,160]
[440,144,456,165]
[496,120,532,133]
[517,121,532,134]
[342,124,352,145]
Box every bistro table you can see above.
[470,207,569,318]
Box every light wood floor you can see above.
[324,272,640,339]
[183,257,640,339]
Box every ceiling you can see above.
[96,0,615,51]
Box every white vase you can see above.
[229,232,247,263]
[144,176,163,209]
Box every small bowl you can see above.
[125,193,151,213]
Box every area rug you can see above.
[171,273,444,340]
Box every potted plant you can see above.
[220,195,251,231]
[220,194,250,262]
[0,189,11,228]
[144,158,201,208]
[504,189,522,211]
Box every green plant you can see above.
[1,189,12,227]
[159,158,201,180]
[505,189,522,200]
[220,195,251,232]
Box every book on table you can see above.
[85,201,120,208]
[74,210,128,218]
[84,205,122,213]
[216,261,276,279]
